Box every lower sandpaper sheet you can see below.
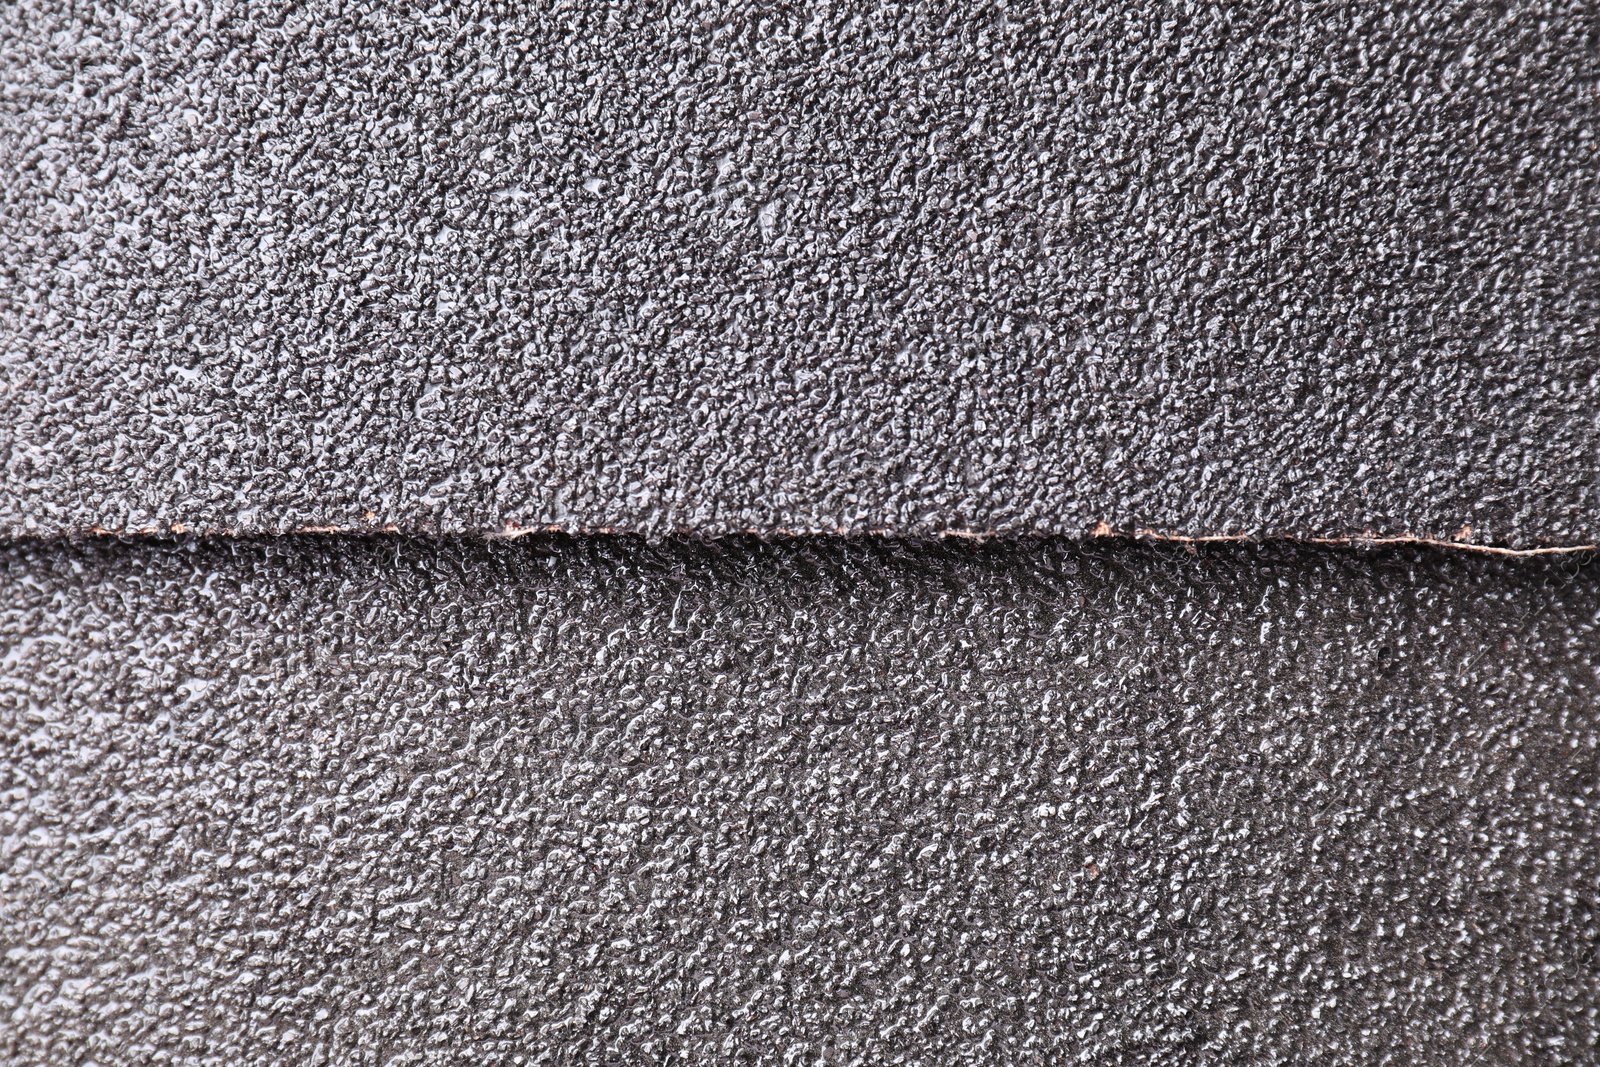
[1,536,1596,1064]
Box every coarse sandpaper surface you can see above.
[3,2,1598,544]
[2,535,1596,1064]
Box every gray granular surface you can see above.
[1,535,1596,1064]
[3,2,1599,544]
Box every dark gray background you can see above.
[2,535,1596,1064]
[4,1,1598,544]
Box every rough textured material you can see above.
[4,2,1599,545]
[2,535,1596,1064]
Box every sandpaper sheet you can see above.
[2,536,1596,1064]
[3,2,1597,545]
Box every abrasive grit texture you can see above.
[4,2,1599,544]
[1,535,1596,1064]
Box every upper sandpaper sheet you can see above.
[3,2,1597,544]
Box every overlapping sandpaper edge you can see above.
[6,521,1593,557]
